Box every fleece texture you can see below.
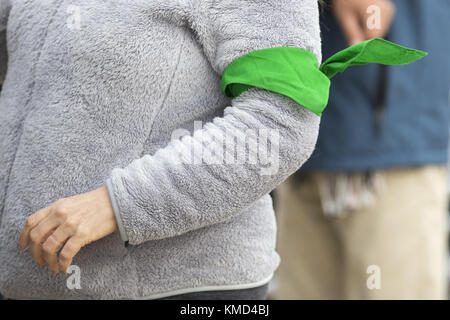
[0,0,321,299]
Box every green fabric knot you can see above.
[221,38,427,116]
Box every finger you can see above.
[59,236,84,274]
[363,13,390,39]
[19,207,51,250]
[28,210,62,267]
[335,9,365,46]
[364,1,396,39]
[42,225,72,274]
[29,226,57,267]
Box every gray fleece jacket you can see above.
[0,0,321,299]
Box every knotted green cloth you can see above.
[221,38,427,116]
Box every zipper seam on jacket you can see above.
[0,1,64,229]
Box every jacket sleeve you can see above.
[0,0,10,85]
[106,0,322,245]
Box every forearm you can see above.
[107,88,320,244]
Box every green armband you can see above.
[221,38,427,116]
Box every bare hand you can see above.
[18,186,118,274]
[333,0,396,46]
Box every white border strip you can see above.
[137,273,274,300]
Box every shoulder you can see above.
[189,0,322,73]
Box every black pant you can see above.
[160,284,269,300]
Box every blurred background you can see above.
[270,0,450,299]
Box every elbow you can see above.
[283,105,321,174]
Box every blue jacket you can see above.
[304,0,450,171]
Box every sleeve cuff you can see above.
[106,178,129,242]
